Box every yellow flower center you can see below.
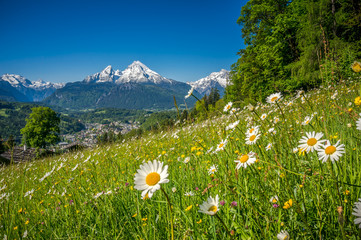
[272,199,277,203]
[145,172,161,186]
[307,138,317,146]
[208,205,217,213]
[239,155,249,163]
[218,143,224,149]
[249,135,256,141]
[283,236,288,240]
[325,146,336,155]
[271,96,278,102]
[227,105,231,110]
[249,128,254,133]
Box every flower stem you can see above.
[215,214,233,239]
[161,187,174,240]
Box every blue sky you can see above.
[0,0,247,83]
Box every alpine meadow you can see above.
[1,0,361,239]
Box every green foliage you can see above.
[226,0,361,103]
[190,88,223,121]
[21,107,61,148]
[140,111,177,131]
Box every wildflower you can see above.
[274,117,280,124]
[245,132,261,145]
[185,87,194,99]
[231,201,237,207]
[196,219,202,224]
[208,165,218,175]
[184,191,194,197]
[235,152,257,169]
[355,97,361,106]
[266,143,272,151]
[317,140,345,163]
[223,102,233,112]
[357,114,361,130]
[185,205,193,211]
[183,157,190,164]
[266,92,283,104]
[352,198,361,228]
[260,113,267,120]
[277,230,290,240]
[23,230,28,238]
[171,187,177,193]
[125,182,129,187]
[351,61,361,73]
[215,139,228,152]
[283,199,293,209]
[302,115,313,125]
[199,195,219,216]
[134,160,169,199]
[220,200,225,206]
[246,125,260,135]
[226,120,240,130]
[298,132,326,153]
[270,195,279,203]
[246,103,255,111]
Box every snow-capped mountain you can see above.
[83,61,174,85]
[188,69,230,96]
[0,74,64,102]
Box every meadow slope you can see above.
[1,79,361,239]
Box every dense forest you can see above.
[226,0,361,103]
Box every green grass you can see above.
[1,79,361,239]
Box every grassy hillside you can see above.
[0,79,361,239]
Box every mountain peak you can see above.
[187,69,230,96]
[102,65,113,75]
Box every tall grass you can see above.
[1,79,361,239]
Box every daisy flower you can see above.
[245,132,261,145]
[269,195,279,203]
[134,160,169,199]
[235,152,257,169]
[208,165,218,175]
[223,102,233,112]
[268,127,276,135]
[184,191,194,196]
[199,195,219,216]
[277,230,290,240]
[302,115,313,125]
[266,92,282,104]
[226,120,240,131]
[246,125,260,135]
[183,157,190,164]
[185,87,194,99]
[260,113,267,120]
[266,143,272,151]
[298,132,326,153]
[215,139,228,152]
[317,140,345,163]
[356,114,361,131]
[351,61,361,73]
[274,117,280,124]
[352,198,361,228]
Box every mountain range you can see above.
[0,61,230,110]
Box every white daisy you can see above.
[171,187,177,193]
[245,132,261,145]
[274,117,280,124]
[223,102,233,112]
[269,195,279,203]
[266,92,282,104]
[226,120,240,130]
[246,125,260,135]
[215,139,228,152]
[260,113,267,120]
[352,198,361,228]
[185,87,194,99]
[302,115,313,125]
[183,157,190,164]
[317,140,345,163]
[266,143,272,151]
[208,165,218,175]
[134,160,169,198]
[235,152,257,169]
[277,230,290,240]
[268,127,276,135]
[298,132,326,153]
[356,114,361,130]
[199,195,219,216]
[184,191,194,196]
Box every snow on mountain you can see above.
[83,61,173,85]
[1,74,64,90]
[188,69,230,95]
[0,74,64,102]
